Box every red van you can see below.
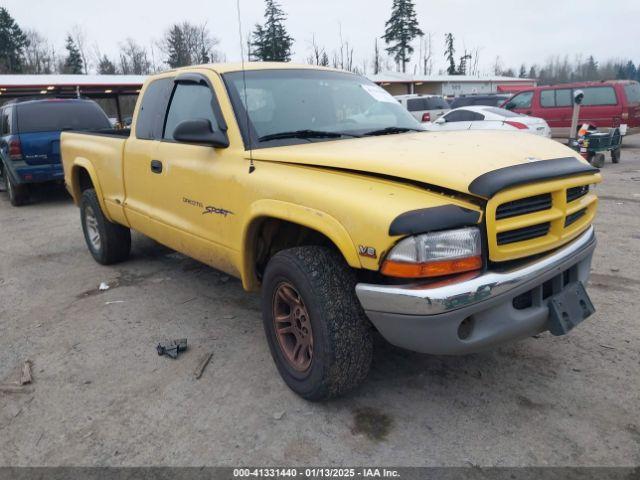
[503,80,640,138]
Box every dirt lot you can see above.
[1,137,639,467]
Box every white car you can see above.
[395,94,450,123]
[423,106,552,137]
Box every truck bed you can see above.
[61,130,129,224]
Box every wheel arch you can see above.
[69,160,113,222]
[241,200,362,291]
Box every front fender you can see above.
[241,199,362,290]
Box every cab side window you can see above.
[1,108,11,135]
[509,91,533,109]
[164,83,218,141]
[541,89,572,108]
[582,86,617,106]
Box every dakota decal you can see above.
[183,197,233,217]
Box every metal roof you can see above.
[368,72,534,83]
[0,74,146,87]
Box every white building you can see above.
[368,72,536,97]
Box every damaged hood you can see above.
[249,130,586,197]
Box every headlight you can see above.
[381,227,482,278]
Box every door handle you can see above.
[150,160,163,174]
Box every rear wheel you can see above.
[80,189,131,265]
[261,246,373,401]
[4,168,29,207]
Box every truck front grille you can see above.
[567,185,589,203]
[497,222,550,245]
[495,193,552,220]
[485,176,598,262]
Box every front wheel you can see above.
[261,246,373,401]
[80,189,131,265]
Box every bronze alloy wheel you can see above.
[272,281,314,372]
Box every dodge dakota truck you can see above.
[62,63,601,400]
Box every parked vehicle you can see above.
[423,106,552,137]
[450,94,511,109]
[0,98,111,206]
[503,80,640,137]
[395,94,450,122]
[62,64,601,400]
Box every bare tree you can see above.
[71,25,89,74]
[119,38,152,75]
[372,38,382,74]
[23,29,55,74]
[160,21,221,68]
[307,35,328,66]
[418,33,433,75]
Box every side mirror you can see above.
[172,119,229,148]
[574,89,584,105]
[435,116,446,124]
[505,102,516,111]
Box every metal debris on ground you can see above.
[20,360,32,385]
[193,352,214,379]
[0,385,34,394]
[157,339,188,359]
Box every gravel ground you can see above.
[0,136,639,467]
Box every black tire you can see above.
[3,168,28,206]
[261,246,373,401]
[80,189,131,265]
[611,148,621,163]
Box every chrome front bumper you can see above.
[356,226,596,355]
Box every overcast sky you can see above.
[6,0,640,75]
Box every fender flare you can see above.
[69,159,113,222]
[241,199,362,290]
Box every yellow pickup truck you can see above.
[62,63,601,400]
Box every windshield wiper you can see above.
[363,126,423,136]
[258,129,361,142]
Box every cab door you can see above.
[144,73,237,272]
[122,76,174,238]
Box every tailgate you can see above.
[18,131,61,165]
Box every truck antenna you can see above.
[236,0,255,173]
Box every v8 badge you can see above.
[358,245,377,259]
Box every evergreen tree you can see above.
[624,60,637,82]
[382,0,423,73]
[98,55,117,74]
[251,0,293,62]
[0,7,27,73]
[164,24,189,68]
[519,64,527,78]
[528,65,537,79]
[63,35,83,74]
[444,33,456,75]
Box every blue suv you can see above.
[0,98,111,206]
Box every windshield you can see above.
[16,101,111,134]
[224,69,421,148]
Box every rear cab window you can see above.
[16,101,111,133]
[135,78,174,140]
[424,97,449,110]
